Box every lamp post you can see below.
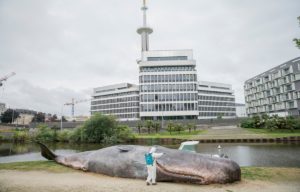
[60,104,64,131]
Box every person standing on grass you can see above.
[145,146,164,185]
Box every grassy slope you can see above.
[134,130,205,139]
[245,128,300,138]
[0,161,75,173]
[1,161,299,181]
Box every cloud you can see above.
[0,0,299,115]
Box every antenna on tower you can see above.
[137,0,153,52]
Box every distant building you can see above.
[91,83,140,121]
[235,103,247,117]
[198,81,236,119]
[13,109,37,125]
[0,103,5,115]
[244,57,300,117]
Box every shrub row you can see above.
[240,114,300,131]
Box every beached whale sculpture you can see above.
[38,143,241,184]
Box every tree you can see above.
[0,109,20,123]
[153,122,160,133]
[175,123,185,134]
[293,16,300,49]
[145,120,153,134]
[81,113,117,143]
[186,123,194,133]
[32,112,45,123]
[50,114,58,122]
[61,116,67,122]
[137,121,143,134]
[167,122,174,135]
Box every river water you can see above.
[0,142,299,167]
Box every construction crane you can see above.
[64,98,90,120]
[0,72,16,87]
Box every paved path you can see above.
[192,126,265,139]
[1,170,299,192]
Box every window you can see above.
[147,56,188,61]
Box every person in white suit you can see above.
[145,147,164,185]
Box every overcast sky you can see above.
[0,0,299,116]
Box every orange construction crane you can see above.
[0,72,16,87]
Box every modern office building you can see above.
[235,103,247,117]
[198,81,236,119]
[90,1,236,121]
[138,50,198,120]
[244,57,300,117]
[91,83,140,121]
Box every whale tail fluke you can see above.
[36,141,57,160]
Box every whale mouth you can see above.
[156,162,205,184]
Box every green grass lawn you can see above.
[1,161,299,181]
[134,130,206,139]
[245,128,300,137]
[0,161,75,173]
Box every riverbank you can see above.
[0,161,299,192]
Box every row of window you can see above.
[91,96,139,105]
[140,83,197,92]
[140,74,197,83]
[93,91,139,99]
[198,107,236,112]
[198,112,236,117]
[198,90,233,96]
[140,93,198,102]
[91,112,139,119]
[91,108,139,114]
[140,66,195,72]
[198,96,235,101]
[198,101,236,106]
[147,56,188,61]
[141,103,198,112]
[91,102,139,110]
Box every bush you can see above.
[240,118,255,128]
[81,113,117,143]
[68,127,84,143]
[57,130,71,142]
[13,131,30,142]
[35,124,56,142]
[265,118,278,131]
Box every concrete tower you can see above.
[137,0,153,52]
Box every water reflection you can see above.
[0,142,299,167]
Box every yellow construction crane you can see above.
[0,72,16,87]
[64,98,90,119]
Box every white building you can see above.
[91,83,140,121]
[138,50,198,120]
[90,1,236,121]
[235,103,247,117]
[244,57,300,117]
[198,81,236,119]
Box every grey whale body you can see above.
[39,143,241,184]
